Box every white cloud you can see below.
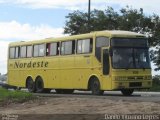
[0,41,9,74]
[0,21,64,41]
[0,0,160,15]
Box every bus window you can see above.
[15,46,20,59]
[33,45,38,57]
[61,41,75,55]
[46,42,59,56]
[96,37,109,61]
[27,45,32,58]
[20,46,27,58]
[34,44,45,57]
[39,44,45,57]
[77,39,92,54]
[9,47,15,59]
[96,37,109,47]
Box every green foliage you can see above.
[150,75,160,91]
[0,88,33,103]
[64,6,160,71]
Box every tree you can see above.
[64,6,160,71]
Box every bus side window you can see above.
[20,46,27,58]
[27,45,32,58]
[33,44,45,57]
[77,38,92,54]
[38,44,45,57]
[33,45,38,57]
[46,42,59,56]
[96,37,109,61]
[9,47,15,59]
[15,46,20,59]
[61,40,75,55]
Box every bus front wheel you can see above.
[121,89,134,96]
[26,78,35,93]
[91,78,104,95]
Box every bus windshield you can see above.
[112,48,151,69]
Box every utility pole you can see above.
[88,0,91,32]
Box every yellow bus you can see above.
[7,30,152,96]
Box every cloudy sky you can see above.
[0,0,159,75]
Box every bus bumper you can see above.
[112,80,152,90]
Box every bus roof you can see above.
[9,30,145,46]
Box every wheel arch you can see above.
[25,76,33,88]
[87,74,101,90]
[35,75,43,82]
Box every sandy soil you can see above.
[0,95,160,120]
[0,96,160,114]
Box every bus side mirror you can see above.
[109,48,113,56]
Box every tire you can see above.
[35,77,44,93]
[91,78,104,95]
[121,89,134,96]
[26,78,35,93]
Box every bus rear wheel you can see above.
[121,89,134,96]
[35,77,44,93]
[91,78,104,95]
[26,78,35,93]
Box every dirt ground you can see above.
[0,95,160,120]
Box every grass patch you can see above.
[0,87,34,105]
[148,76,160,92]
[149,83,160,92]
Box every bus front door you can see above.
[101,48,111,90]
[102,48,109,75]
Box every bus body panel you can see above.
[7,30,152,92]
